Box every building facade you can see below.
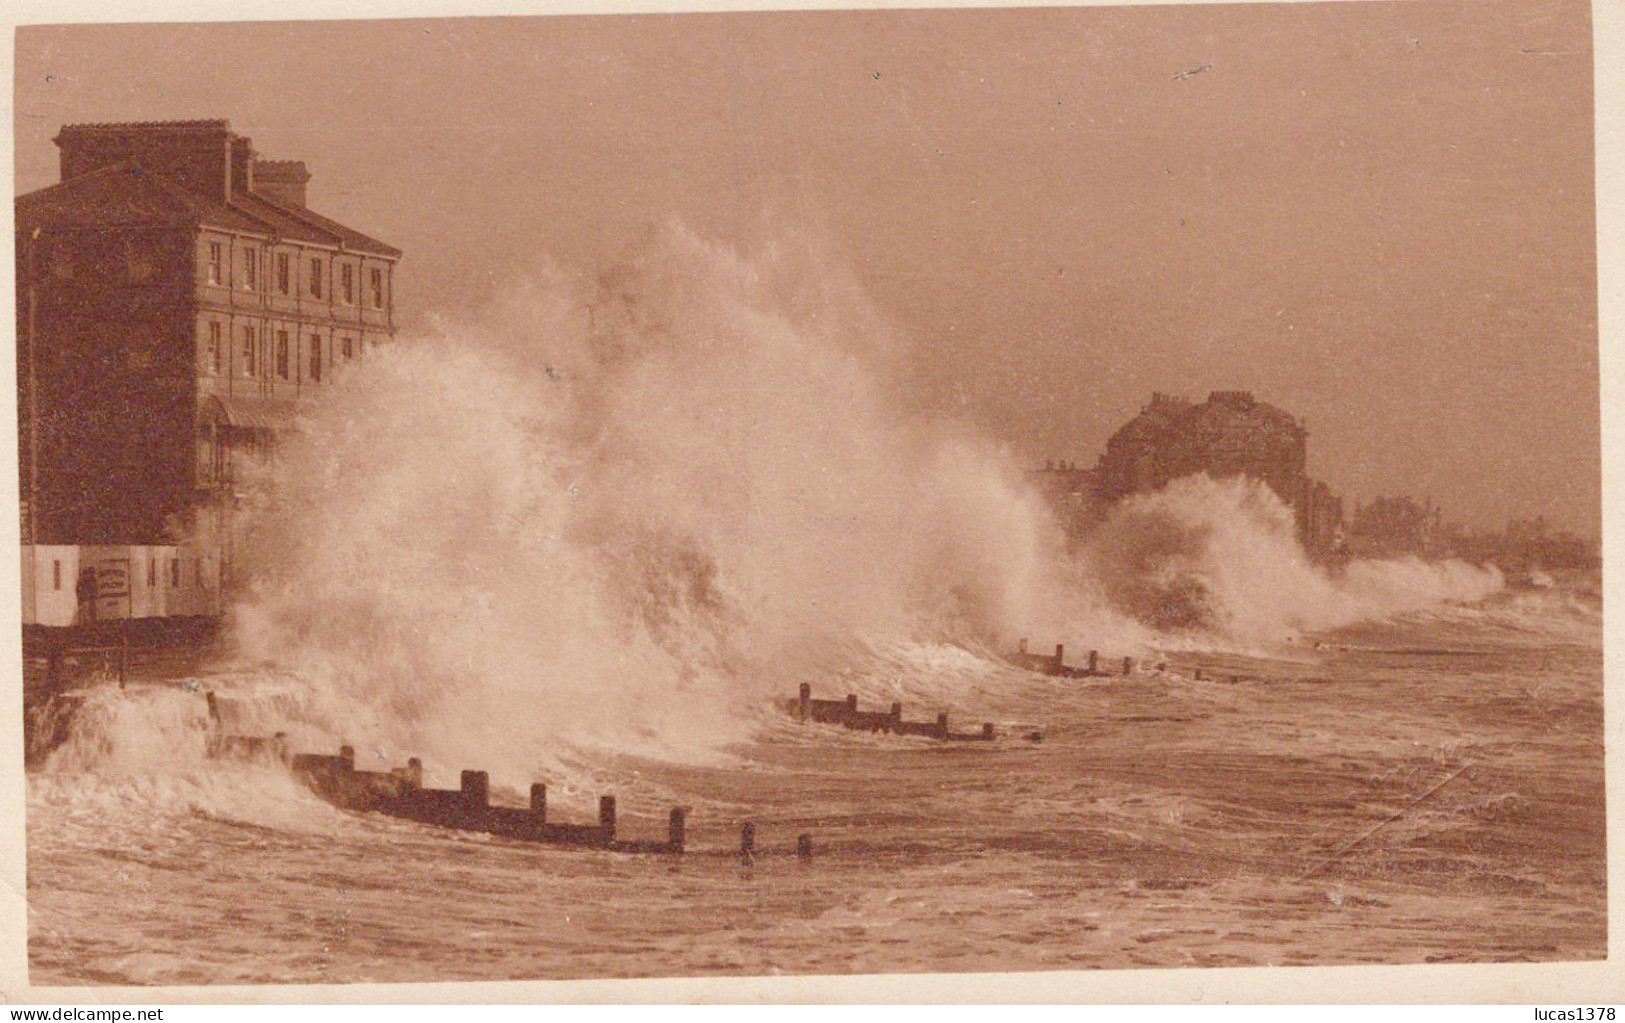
[1037,391,1345,557]
[17,120,400,581]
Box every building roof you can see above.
[17,160,267,232]
[1106,390,1304,452]
[17,155,401,258]
[238,189,401,258]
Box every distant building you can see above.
[17,120,400,581]
[1348,495,1442,557]
[1037,391,1344,556]
[1027,458,1097,529]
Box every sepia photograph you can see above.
[7,0,1611,998]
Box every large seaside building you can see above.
[19,123,403,552]
[1034,390,1345,557]
[16,120,400,584]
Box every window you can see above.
[276,331,291,379]
[206,322,222,375]
[124,238,153,283]
[369,267,384,309]
[342,336,354,361]
[208,242,223,285]
[310,336,323,382]
[171,559,181,588]
[276,252,290,294]
[52,560,61,591]
[243,248,258,290]
[242,326,257,377]
[341,263,355,305]
[310,257,323,299]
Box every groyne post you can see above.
[845,694,858,715]
[797,834,813,861]
[461,769,488,807]
[982,723,994,739]
[530,783,547,821]
[1088,650,1099,673]
[1054,643,1065,669]
[740,822,756,862]
[798,683,810,719]
[1122,656,1134,676]
[340,745,356,772]
[668,807,686,853]
[599,795,617,841]
[936,712,949,740]
[406,757,423,788]
[890,702,903,731]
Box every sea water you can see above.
[22,226,1603,982]
[25,579,1604,983]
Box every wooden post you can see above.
[406,757,423,788]
[890,702,902,731]
[845,694,857,713]
[460,769,488,806]
[936,712,949,739]
[1122,656,1134,676]
[1054,643,1065,668]
[1088,650,1099,673]
[668,807,686,853]
[339,745,356,771]
[599,795,616,841]
[982,722,994,739]
[205,690,220,725]
[796,834,813,861]
[530,783,547,820]
[740,822,756,860]
[798,682,810,719]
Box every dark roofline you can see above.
[17,158,400,255]
[57,119,231,134]
[248,190,402,259]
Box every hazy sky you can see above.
[14,0,1599,535]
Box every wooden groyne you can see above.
[1008,640,1247,685]
[1008,639,1135,678]
[293,750,685,853]
[786,684,995,742]
[204,692,716,856]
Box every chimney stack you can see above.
[253,159,311,207]
[229,136,256,195]
[54,120,236,202]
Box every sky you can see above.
[13,0,1600,535]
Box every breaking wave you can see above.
[172,222,1508,780]
[222,224,1086,777]
[1079,475,1504,648]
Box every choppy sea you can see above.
[25,578,1604,984]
